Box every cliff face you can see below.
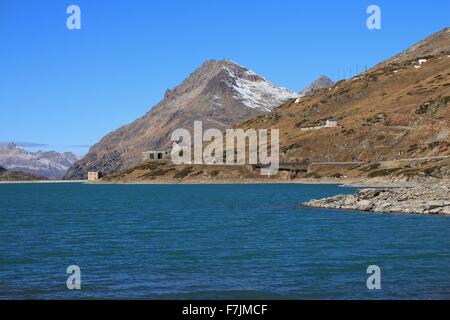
[64,59,298,179]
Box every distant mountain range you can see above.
[0,144,79,179]
[64,59,298,179]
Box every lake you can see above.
[0,183,449,299]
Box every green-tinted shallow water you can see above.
[0,183,449,299]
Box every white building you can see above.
[325,118,337,128]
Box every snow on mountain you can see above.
[0,143,79,179]
[65,59,298,179]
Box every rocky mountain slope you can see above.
[0,144,79,179]
[65,59,297,179]
[299,75,334,96]
[0,165,45,181]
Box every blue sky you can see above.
[0,0,449,155]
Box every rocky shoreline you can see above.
[303,181,450,215]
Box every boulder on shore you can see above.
[302,182,450,215]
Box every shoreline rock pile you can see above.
[303,182,450,215]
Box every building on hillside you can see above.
[142,148,173,162]
[299,117,338,131]
[142,140,193,162]
[87,171,102,181]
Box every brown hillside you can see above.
[238,29,450,164]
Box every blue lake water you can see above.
[0,183,449,299]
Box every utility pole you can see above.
[330,130,335,162]
[366,123,371,163]
[351,130,355,161]
[393,105,398,161]
[431,108,436,157]
[327,141,331,162]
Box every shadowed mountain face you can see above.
[0,144,78,179]
[299,76,334,96]
[64,59,298,179]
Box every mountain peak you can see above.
[0,142,18,150]
[163,59,297,112]
[299,75,334,96]
[201,58,243,67]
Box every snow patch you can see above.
[222,65,298,112]
[413,59,427,70]
[418,59,427,65]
